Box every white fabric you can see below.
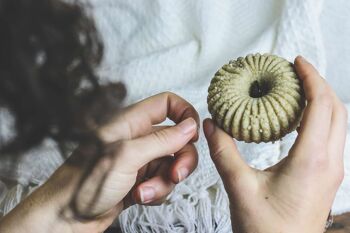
[321,0,350,103]
[1,0,350,232]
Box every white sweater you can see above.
[1,0,350,232]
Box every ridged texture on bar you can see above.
[207,53,305,143]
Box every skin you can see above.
[0,92,200,233]
[203,56,348,233]
[0,56,347,233]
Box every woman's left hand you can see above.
[76,91,200,214]
[0,92,199,233]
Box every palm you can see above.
[226,152,338,233]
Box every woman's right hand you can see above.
[204,56,348,233]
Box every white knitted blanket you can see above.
[1,0,350,232]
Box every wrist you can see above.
[0,162,121,233]
[0,180,74,233]
[42,162,122,233]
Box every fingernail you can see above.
[204,119,215,137]
[178,118,197,134]
[297,55,307,63]
[140,186,156,203]
[177,167,189,182]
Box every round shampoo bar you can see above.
[207,53,305,143]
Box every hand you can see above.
[0,92,200,233]
[72,92,200,215]
[203,56,347,233]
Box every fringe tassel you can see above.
[118,176,232,233]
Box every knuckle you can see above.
[333,166,345,186]
[115,140,131,158]
[153,129,171,146]
[210,145,228,163]
[329,160,345,186]
[326,166,345,188]
[335,167,345,185]
[317,91,333,109]
[306,151,329,171]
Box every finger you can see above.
[170,143,198,184]
[294,56,333,150]
[133,158,175,204]
[151,125,171,132]
[133,177,174,205]
[98,92,200,142]
[328,90,348,162]
[141,198,168,206]
[203,119,254,192]
[116,118,197,170]
[151,126,198,184]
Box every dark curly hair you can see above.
[0,0,127,220]
[0,0,126,155]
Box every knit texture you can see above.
[1,0,350,232]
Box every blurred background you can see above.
[0,0,349,232]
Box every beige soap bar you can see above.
[207,53,305,143]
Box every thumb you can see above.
[203,119,253,191]
[117,117,198,169]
